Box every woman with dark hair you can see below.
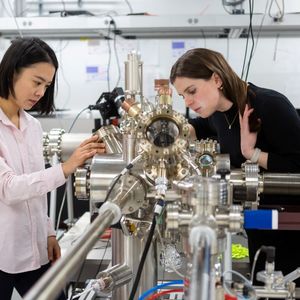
[170,48,300,284]
[0,37,105,300]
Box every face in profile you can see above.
[173,75,223,118]
[10,62,55,111]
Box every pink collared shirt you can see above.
[0,108,66,273]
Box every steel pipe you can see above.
[262,173,300,195]
[24,209,115,300]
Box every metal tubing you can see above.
[188,225,216,300]
[181,151,201,176]
[95,125,122,154]
[112,229,126,300]
[282,267,300,285]
[112,233,157,300]
[254,288,290,299]
[190,236,211,300]
[66,176,74,226]
[24,210,115,300]
[123,133,136,164]
[263,173,300,195]
[123,236,157,300]
[96,264,132,293]
[49,154,59,227]
[125,52,142,96]
[60,133,91,162]
[49,189,57,228]
[223,232,232,281]
[89,154,126,203]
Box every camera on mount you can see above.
[89,87,125,125]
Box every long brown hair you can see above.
[170,48,260,132]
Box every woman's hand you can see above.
[47,236,61,264]
[62,135,105,177]
[239,104,257,160]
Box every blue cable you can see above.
[138,280,184,300]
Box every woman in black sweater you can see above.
[170,48,300,285]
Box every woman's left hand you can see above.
[239,104,258,160]
[47,236,61,264]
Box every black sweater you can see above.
[189,83,300,173]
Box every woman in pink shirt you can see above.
[0,37,104,300]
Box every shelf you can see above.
[0,14,300,39]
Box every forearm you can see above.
[257,151,268,170]
[242,148,268,170]
[0,164,66,205]
[47,216,56,236]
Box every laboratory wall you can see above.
[0,0,300,115]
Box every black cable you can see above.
[280,0,285,19]
[0,0,11,16]
[4,0,23,37]
[160,223,165,285]
[113,31,121,87]
[106,15,121,89]
[222,0,233,14]
[268,0,285,20]
[69,260,86,300]
[94,237,111,277]
[252,0,270,56]
[69,171,122,298]
[70,158,139,298]
[68,107,89,133]
[70,171,124,298]
[93,160,138,277]
[124,0,133,14]
[103,173,122,203]
[55,184,67,232]
[241,32,250,79]
[60,0,66,13]
[241,0,254,80]
[102,157,138,204]
[244,0,255,81]
[128,215,157,300]
[106,23,112,92]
